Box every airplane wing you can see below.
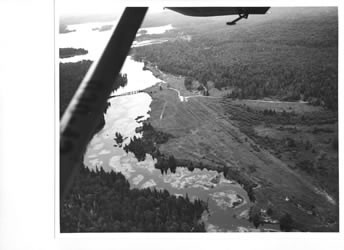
[166,7,270,17]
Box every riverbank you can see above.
[134,61,339,232]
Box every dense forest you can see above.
[59,48,88,58]
[61,165,207,232]
[59,60,127,117]
[133,7,338,109]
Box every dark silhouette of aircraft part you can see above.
[60,7,148,202]
[167,7,270,25]
[226,13,249,25]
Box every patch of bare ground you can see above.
[140,80,338,231]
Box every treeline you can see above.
[59,60,128,117]
[133,9,337,109]
[59,23,75,34]
[60,60,92,117]
[59,48,88,58]
[61,165,207,232]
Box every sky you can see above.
[57,0,165,16]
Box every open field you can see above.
[231,99,324,114]
[222,98,338,201]
[141,68,338,232]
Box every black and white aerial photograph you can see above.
[59,3,339,233]
[2,1,344,249]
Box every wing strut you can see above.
[59,7,148,202]
[227,13,249,25]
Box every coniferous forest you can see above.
[61,166,207,232]
[59,60,128,117]
[133,8,338,110]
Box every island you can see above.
[59,48,88,59]
[92,24,113,32]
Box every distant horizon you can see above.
[58,0,165,18]
[59,6,337,28]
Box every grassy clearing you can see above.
[222,98,338,202]
[231,99,327,114]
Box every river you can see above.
[59,21,271,232]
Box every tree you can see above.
[168,155,177,173]
[280,213,293,232]
[114,132,124,145]
[252,213,260,228]
[184,77,193,91]
[187,162,194,172]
